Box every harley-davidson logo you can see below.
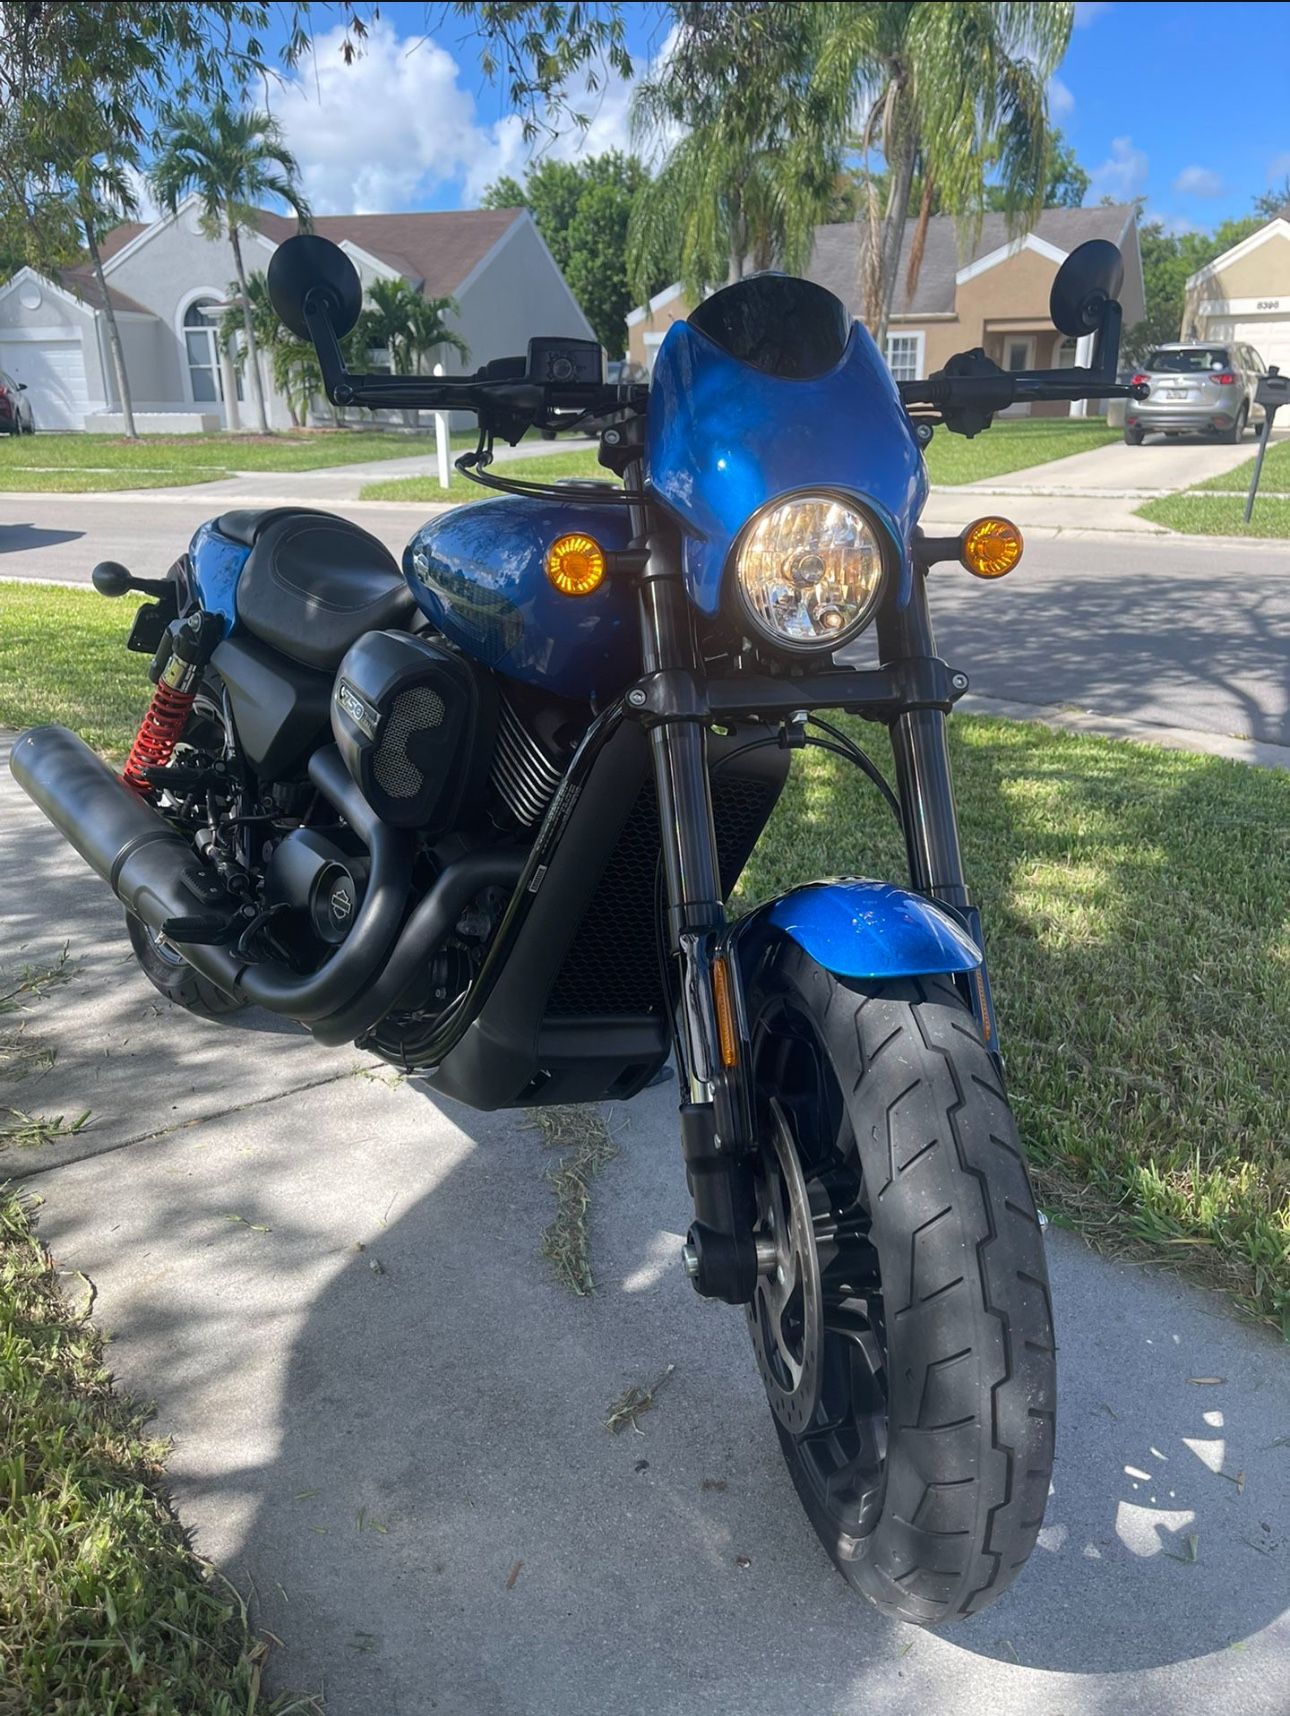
[330,886,354,922]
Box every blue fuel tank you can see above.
[404,495,639,703]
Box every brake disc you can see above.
[746,1099,825,1435]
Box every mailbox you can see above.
[1245,367,1287,522]
[1255,368,1289,413]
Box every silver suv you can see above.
[1123,342,1268,444]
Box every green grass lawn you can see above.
[0,429,475,493]
[359,446,610,502]
[1135,492,1290,540]
[4,581,1287,1333]
[1134,432,1290,538]
[360,418,1122,504]
[1191,434,1290,492]
[0,1183,317,1712]
[921,416,1119,485]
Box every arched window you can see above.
[1056,335,1079,369]
[184,298,223,401]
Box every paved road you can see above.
[5,493,1287,754]
[2,744,1286,1716]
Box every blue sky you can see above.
[242,1,1289,233]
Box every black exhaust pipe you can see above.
[10,725,411,1023]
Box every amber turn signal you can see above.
[959,516,1024,579]
[546,532,607,596]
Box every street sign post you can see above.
[1245,367,1289,523]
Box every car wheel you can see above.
[1123,426,1144,445]
[1221,404,1247,445]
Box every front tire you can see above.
[1123,425,1144,445]
[745,948,1055,1626]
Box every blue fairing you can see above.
[187,520,250,633]
[646,319,928,616]
[734,879,981,980]
[406,497,639,702]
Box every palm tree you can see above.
[68,151,140,438]
[222,269,368,427]
[628,3,836,298]
[356,277,468,426]
[815,2,1073,348]
[150,99,311,433]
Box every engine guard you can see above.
[729,878,982,981]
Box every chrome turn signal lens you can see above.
[734,492,887,651]
[959,516,1024,579]
[546,532,607,596]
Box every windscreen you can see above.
[1145,348,1230,373]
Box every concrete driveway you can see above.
[962,429,1284,497]
[2,739,1287,1715]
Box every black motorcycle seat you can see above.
[229,508,415,673]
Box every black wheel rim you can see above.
[750,997,890,1543]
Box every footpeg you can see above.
[158,914,239,945]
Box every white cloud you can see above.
[1267,151,1290,183]
[1048,76,1075,120]
[271,21,494,214]
[1172,165,1223,198]
[270,16,679,216]
[1088,135,1148,202]
[1074,2,1112,25]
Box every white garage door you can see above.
[1231,315,1290,376]
[0,334,90,430]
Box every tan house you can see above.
[628,204,1144,416]
[1184,213,1290,373]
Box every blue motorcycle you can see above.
[11,234,1138,1625]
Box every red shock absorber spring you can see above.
[122,679,198,791]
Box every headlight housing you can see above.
[733,492,888,652]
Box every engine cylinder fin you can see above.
[490,697,564,827]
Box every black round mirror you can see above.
[268,234,362,341]
[1049,238,1125,338]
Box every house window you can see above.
[885,333,922,382]
[1056,336,1078,368]
[184,299,223,402]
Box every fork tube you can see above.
[626,464,725,947]
[625,460,726,1104]
[879,570,970,911]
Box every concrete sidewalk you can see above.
[150,434,598,506]
[3,741,1287,1715]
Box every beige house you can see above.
[1184,214,1290,373]
[628,204,1144,416]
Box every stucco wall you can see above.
[627,287,695,371]
[1200,231,1290,301]
[0,277,106,414]
[105,205,295,426]
[450,217,595,373]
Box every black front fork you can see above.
[625,454,997,1301]
[879,578,1001,1057]
[626,462,761,1305]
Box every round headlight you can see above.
[734,492,887,652]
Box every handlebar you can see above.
[900,371,1145,410]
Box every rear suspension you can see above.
[123,611,224,792]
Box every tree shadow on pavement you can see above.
[8,726,1288,1712]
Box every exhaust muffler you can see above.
[9,725,412,1022]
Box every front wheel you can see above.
[744,949,1055,1626]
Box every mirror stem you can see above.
[304,294,353,406]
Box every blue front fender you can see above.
[731,879,981,980]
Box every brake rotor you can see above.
[746,1098,825,1435]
